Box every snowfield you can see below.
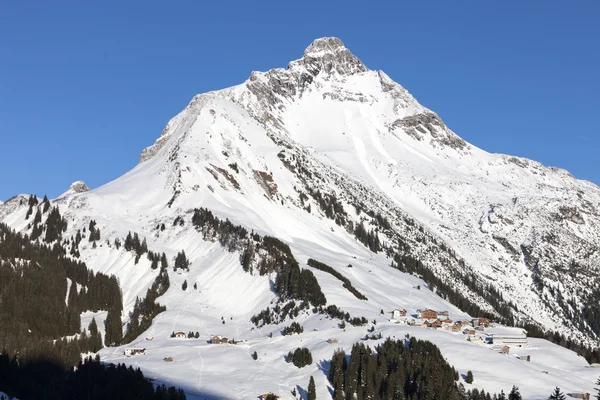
[1,37,599,399]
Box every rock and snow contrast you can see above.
[1,37,599,399]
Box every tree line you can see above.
[307,258,367,300]
[0,353,185,400]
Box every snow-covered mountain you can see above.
[1,37,598,398]
[139,36,600,343]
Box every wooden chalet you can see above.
[420,309,438,319]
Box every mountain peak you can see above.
[290,36,367,76]
[303,37,346,57]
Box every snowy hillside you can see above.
[1,37,599,399]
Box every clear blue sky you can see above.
[1,1,599,200]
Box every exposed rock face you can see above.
[289,37,368,76]
[139,134,171,163]
[68,181,90,193]
[392,111,468,150]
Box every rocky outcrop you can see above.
[392,111,468,150]
[68,181,90,193]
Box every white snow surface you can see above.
[1,37,599,399]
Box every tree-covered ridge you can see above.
[191,207,326,308]
[0,222,122,367]
[393,251,600,363]
[307,258,367,300]
[328,337,499,400]
[0,354,185,400]
[393,252,511,325]
[297,169,600,358]
[189,208,374,328]
[123,268,169,343]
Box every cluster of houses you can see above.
[171,331,235,344]
[124,348,146,356]
[389,308,529,357]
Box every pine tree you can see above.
[105,307,123,346]
[465,370,474,384]
[175,250,189,271]
[42,195,50,212]
[68,279,78,309]
[124,232,133,251]
[89,317,98,335]
[595,377,600,400]
[33,208,42,225]
[548,387,565,400]
[252,351,258,360]
[509,386,522,400]
[182,280,188,291]
[88,317,102,352]
[307,375,316,400]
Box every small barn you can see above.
[571,393,590,400]
[327,338,339,344]
[499,345,510,354]
[391,309,407,320]
[174,331,186,338]
[517,355,531,362]
[163,356,173,362]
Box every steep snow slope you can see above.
[1,37,599,398]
